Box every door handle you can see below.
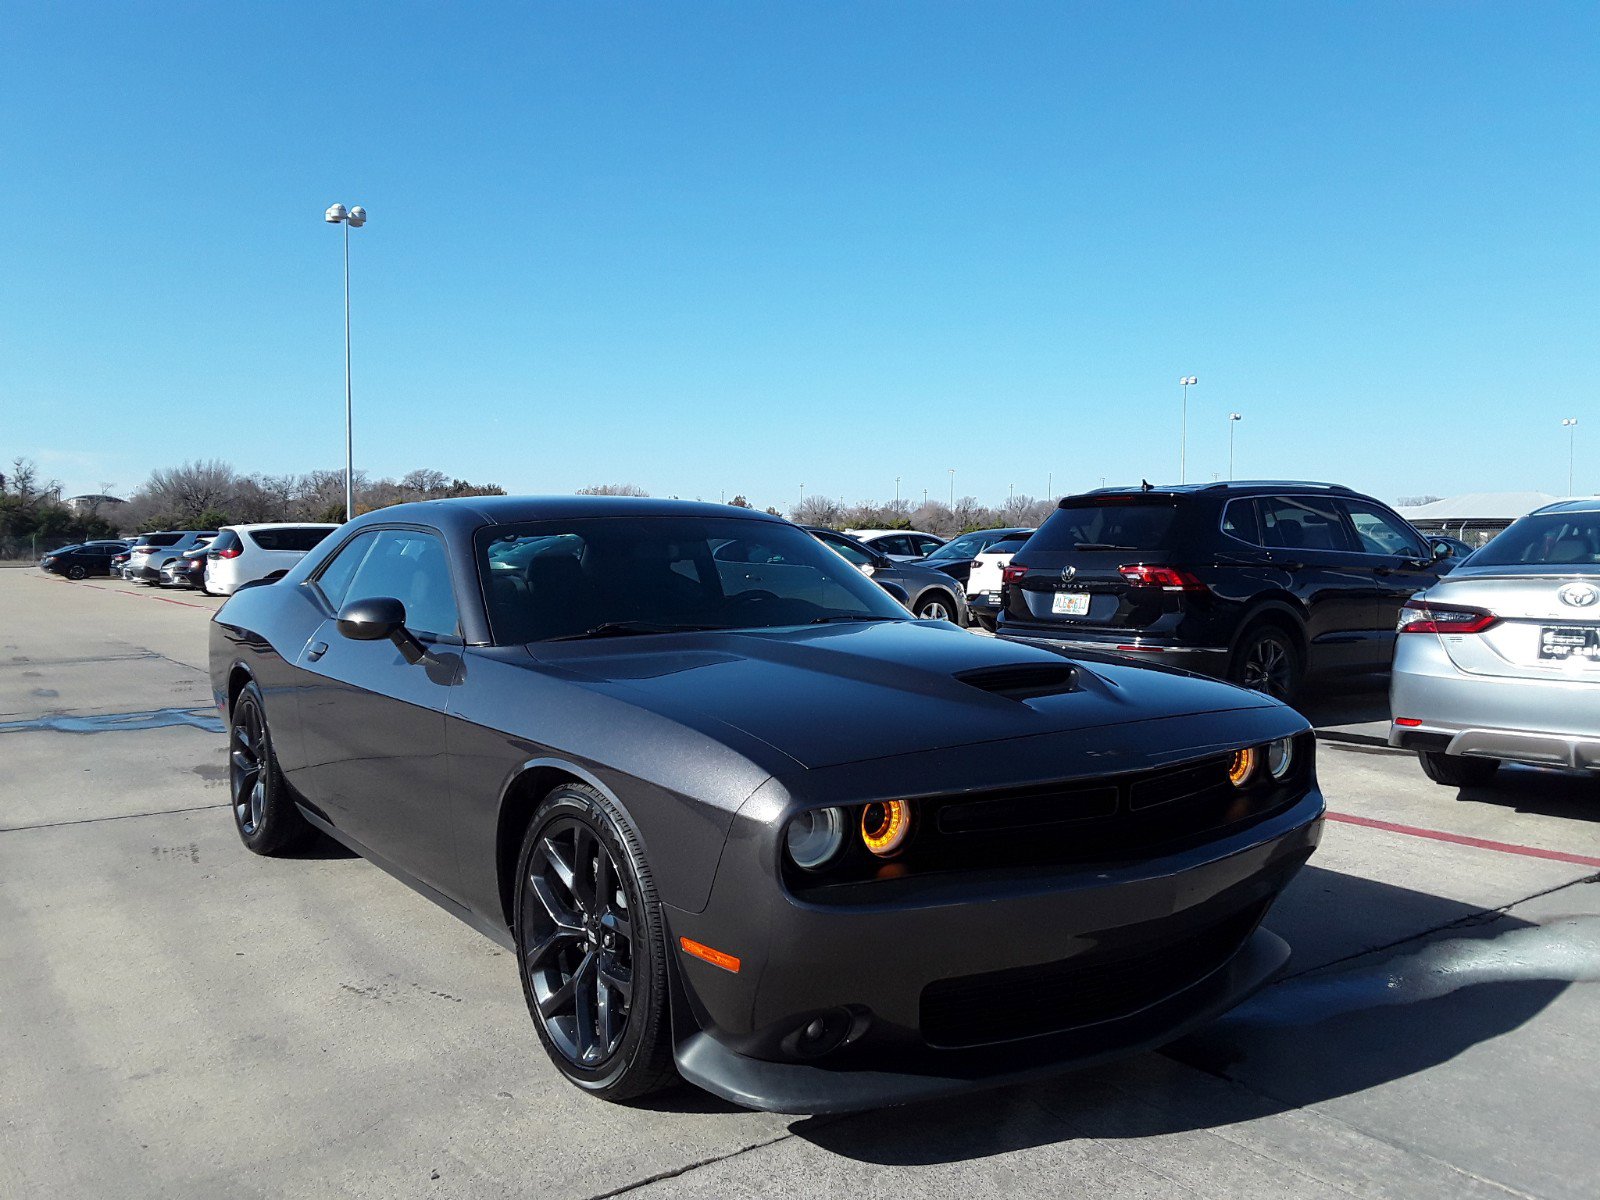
[306,641,329,662]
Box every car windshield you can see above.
[1026,500,1180,553]
[477,516,909,643]
[925,531,999,561]
[1467,513,1600,568]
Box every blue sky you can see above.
[2,2,1595,510]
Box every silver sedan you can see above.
[1389,498,1600,786]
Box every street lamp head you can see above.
[324,203,348,224]
[1230,412,1242,421]
[1182,375,1198,386]
[1562,418,1578,427]
[346,206,368,228]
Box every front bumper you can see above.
[665,788,1322,1113]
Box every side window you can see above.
[343,529,460,637]
[1342,501,1427,558]
[818,533,874,568]
[1258,496,1353,553]
[1220,500,1261,545]
[913,536,942,556]
[314,531,379,612]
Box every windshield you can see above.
[1026,500,1180,553]
[477,516,908,643]
[925,530,1010,562]
[1467,513,1600,568]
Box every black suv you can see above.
[996,481,1446,699]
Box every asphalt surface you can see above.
[2,569,1597,1199]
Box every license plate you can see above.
[1052,591,1091,617]
[1539,626,1600,662]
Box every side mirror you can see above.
[337,597,427,664]
[1429,542,1453,560]
[877,581,911,606]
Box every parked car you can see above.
[845,530,946,561]
[109,548,132,578]
[127,530,217,583]
[806,527,969,623]
[205,523,340,596]
[966,530,1036,632]
[160,542,215,589]
[211,496,1323,1113]
[39,544,121,582]
[997,482,1447,700]
[39,541,128,579]
[1389,498,1600,787]
[917,527,1034,590]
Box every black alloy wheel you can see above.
[67,564,87,580]
[1229,625,1302,702]
[228,682,315,855]
[515,785,675,1101]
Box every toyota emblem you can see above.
[1558,583,1599,608]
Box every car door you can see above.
[1338,498,1442,665]
[294,527,466,894]
[1254,494,1372,673]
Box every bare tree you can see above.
[142,459,238,521]
[576,483,649,497]
[791,495,842,527]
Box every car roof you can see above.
[344,495,789,537]
[1530,497,1600,516]
[1078,480,1359,500]
[222,522,342,532]
[848,529,937,539]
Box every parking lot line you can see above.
[24,572,215,610]
[1327,810,1600,870]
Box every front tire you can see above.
[1419,751,1499,788]
[229,682,317,855]
[914,591,957,622]
[515,784,676,1103]
[67,565,87,580]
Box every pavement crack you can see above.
[0,802,226,834]
[1277,870,1600,982]
[583,1124,824,1199]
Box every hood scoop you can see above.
[955,662,1079,701]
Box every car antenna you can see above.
[1140,478,1153,492]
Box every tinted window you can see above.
[1220,500,1261,545]
[1469,513,1600,567]
[341,530,459,637]
[1341,501,1426,557]
[479,517,902,643]
[985,535,1031,555]
[314,531,378,611]
[1027,501,1180,553]
[209,530,242,555]
[248,526,335,552]
[925,532,990,561]
[140,533,182,547]
[875,536,913,556]
[812,530,876,567]
[912,536,944,555]
[1257,497,1352,553]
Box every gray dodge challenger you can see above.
[210,495,1323,1113]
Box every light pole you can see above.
[1228,412,1242,480]
[1179,376,1198,483]
[1563,418,1578,496]
[1047,471,1052,500]
[948,468,956,508]
[895,476,901,505]
[325,203,368,520]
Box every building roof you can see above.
[1393,492,1561,523]
[65,493,125,504]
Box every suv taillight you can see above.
[1398,600,1498,634]
[1001,565,1029,584]
[215,547,242,559]
[1118,565,1208,592]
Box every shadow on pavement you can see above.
[1453,764,1600,824]
[1294,674,1390,731]
[793,867,1582,1165]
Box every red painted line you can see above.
[1327,811,1600,870]
[23,572,212,610]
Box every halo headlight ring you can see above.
[860,800,911,857]
[1227,747,1259,788]
[785,806,847,871]
[1267,737,1295,780]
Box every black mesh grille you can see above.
[919,902,1266,1048]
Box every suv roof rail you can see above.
[1199,480,1357,493]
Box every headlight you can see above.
[785,806,846,870]
[1227,747,1258,787]
[1267,737,1294,780]
[860,800,911,857]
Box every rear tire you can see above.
[1228,622,1304,702]
[1418,751,1499,788]
[229,682,317,855]
[67,565,87,580]
[514,783,677,1103]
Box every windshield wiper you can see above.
[808,614,905,625]
[548,621,728,641]
[1074,542,1138,551]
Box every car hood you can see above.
[528,620,1280,769]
